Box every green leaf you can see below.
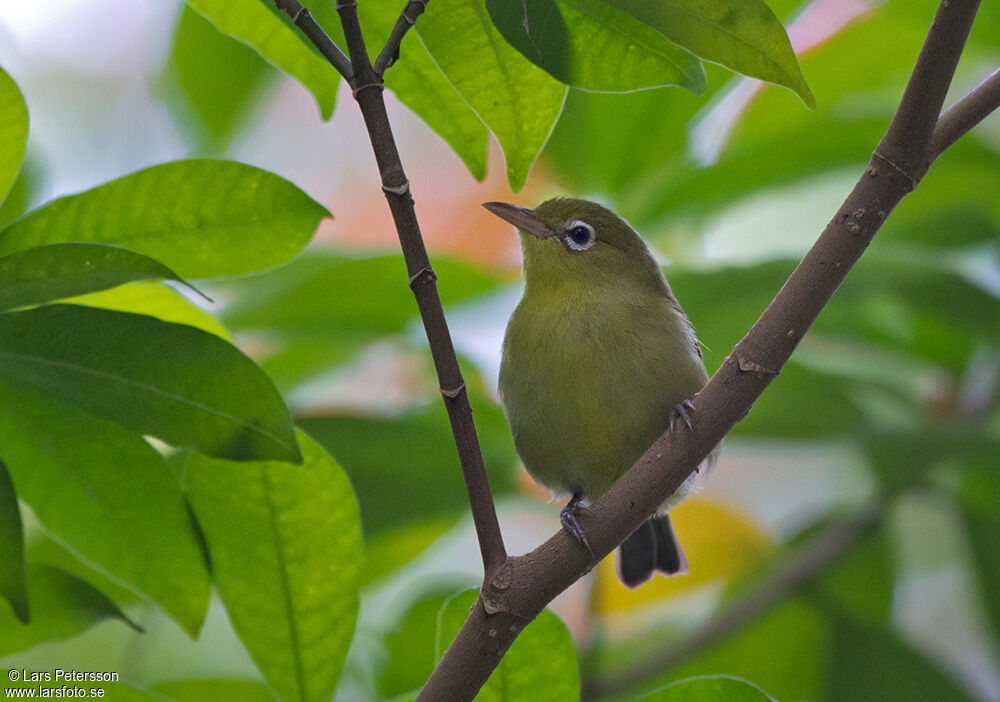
[0,160,328,278]
[0,243,201,313]
[185,431,362,702]
[363,518,455,585]
[0,66,28,205]
[487,0,704,93]
[217,251,504,391]
[166,5,275,152]
[665,600,829,702]
[417,0,568,190]
[0,382,211,636]
[298,391,516,537]
[641,675,777,701]
[351,1,490,180]
[958,465,1000,639]
[824,612,974,701]
[0,459,29,624]
[600,0,814,107]
[378,587,463,700]
[436,589,580,701]
[0,564,139,657]
[0,304,300,463]
[811,528,893,626]
[152,679,278,702]
[66,282,231,340]
[183,0,339,119]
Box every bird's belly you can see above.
[500,309,702,500]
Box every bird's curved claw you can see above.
[560,493,593,557]
[669,399,695,432]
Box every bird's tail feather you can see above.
[617,514,687,588]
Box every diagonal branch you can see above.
[273,0,352,79]
[583,501,886,700]
[931,66,1000,159]
[416,1,985,699]
[374,0,430,75]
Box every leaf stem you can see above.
[374,0,430,75]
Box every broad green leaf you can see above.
[183,0,339,119]
[417,0,568,190]
[959,465,1000,639]
[152,679,278,702]
[298,391,516,537]
[378,587,463,699]
[601,0,814,107]
[665,600,829,702]
[0,382,211,636]
[0,459,29,623]
[167,5,275,152]
[0,243,200,312]
[487,0,704,93]
[0,304,300,463]
[67,282,230,340]
[363,518,455,585]
[0,66,28,204]
[0,564,139,657]
[0,160,328,278]
[824,612,974,701]
[861,428,1000,493]
[812,528,893,626]
[185,432,362,702]
[348,1,490,179]
[641,675,777,701]
[217,251,505,391]
[0,154,41,230]
[436,589,579,701]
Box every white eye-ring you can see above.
[563,220,596,251]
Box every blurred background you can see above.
[1,0,998,700]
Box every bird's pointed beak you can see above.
[482,201,557,240]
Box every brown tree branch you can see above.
[583,501,885,700]
[417,1,984,699]
[340,0,508,575]
[272,0,352,79]
[374,0,430,75]
[272,0,507,576]
[931,66,1000,159]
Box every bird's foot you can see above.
[560,493,593,557]
[669,399,695,432]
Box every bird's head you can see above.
[483,197,662,294]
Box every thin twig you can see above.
[374,0,430,75]
[273,0,352,79]
[583,502,885,700]
[417,2,984,699]
[317,0,508,576]
[931,66,1000,159]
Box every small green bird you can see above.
[485,198,714,587]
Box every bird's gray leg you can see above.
[669,399,695,432]
[560,492,593,556]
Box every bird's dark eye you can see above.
[563,220,596,251]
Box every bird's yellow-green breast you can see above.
[493,198,708,501]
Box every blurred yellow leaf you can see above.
[593,497,773,615]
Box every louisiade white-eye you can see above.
[486,198,716,587]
